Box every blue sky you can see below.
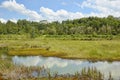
[0,0,120,23]
[16,0,86,12]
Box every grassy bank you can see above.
[0,35,120,61]
[8,48,65,57]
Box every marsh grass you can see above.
[0,35,120,61]
[0,44,8,59]
[8,48,66,57]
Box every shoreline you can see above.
[0,36,120,62]
[8,48,120,62]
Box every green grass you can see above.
[0,35,120,61]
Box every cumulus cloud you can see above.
[0,0,84,22]
[81,0,120,17]
[0,18,7,23]
[0,18,17,23]
[0,0,42,22]
[0,0,120,22]
[40,7,84,22]
[9,18,17,23]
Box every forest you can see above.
[0,15,120,38]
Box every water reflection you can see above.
[12,56,120,80]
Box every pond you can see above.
[12,56,120,80]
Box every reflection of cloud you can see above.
[13,56,68,68]
[13,56,41,66]
[13,56,83,68]
[92,62,120,79]
[12,56,120,79]
[44,57,68,68]
[70,60,83,65]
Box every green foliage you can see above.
[0,15,120,36]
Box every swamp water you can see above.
[12,56,120,80]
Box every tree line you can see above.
[0,15,120,37]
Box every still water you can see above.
[12,56,120,80]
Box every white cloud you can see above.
[81,0,120,17]
[0,0,120,22]
[0,18,18,23]
[0,0,42,22]
[0,18,7,23]
[0,0,84,22]
[9,18,17,23]
[40,7,84,22]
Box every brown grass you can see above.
[8,48,66,57]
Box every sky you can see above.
[0,0,120,23]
